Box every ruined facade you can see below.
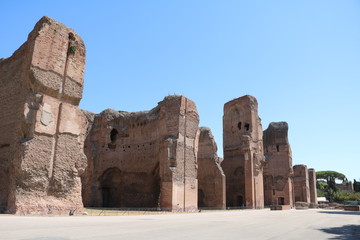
[82,96,200,211]
[0,17,87,214]
[263,122,294,207]
[293,165,310,203]
[336,182,354,191]
[1,17,322,214]
[222,95,265,208]
[197,127,226,209]
[308,168,318,205]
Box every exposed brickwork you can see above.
[293,165,310,203]
[0,16,87,214]
[1,17,320,214]
[263,122,294,207]
[82,95,200,211]
[222,95,265,208]
[197,127,226,209]
[308,168,318,204]
[336,182,354,191]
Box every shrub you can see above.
[334,191,360,202]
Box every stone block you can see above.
[344,205,360,211]
[270,205,292,210]
[34,95,60,135]
[59,103,86,136]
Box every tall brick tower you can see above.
[263,122,294,208]
[222,95,265,208]
[0,17,87,214]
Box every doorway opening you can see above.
[99,168,122,207]
[278,197,285,205]
[237,195,244,207]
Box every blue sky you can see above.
[1,1,359,181]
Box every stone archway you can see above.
[99,168,122,207]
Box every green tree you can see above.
[316,170,346,202]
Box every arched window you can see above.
[110,129,118,143]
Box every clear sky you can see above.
[1,1,359,181]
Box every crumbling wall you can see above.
[263,122,294,207]
[0,16,87,214]
[308,168,318,204]
[293,165,310,203]
[82,95,199,211]
[197,127,225,209]
[222,95,265,208]
[336,182,354,191]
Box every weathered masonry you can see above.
[0,16,87,214]
[1,16,318,214]
[293,164,311,203]
[197,127,226,209]
[308,168,318,205]
[222,95,265,208]
[263,122,294,208]
[82,96,200,211]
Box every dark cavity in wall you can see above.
[110,129,118,143]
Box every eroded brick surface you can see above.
[82,96,200,211]
[293,164,310,203]
[263,122,294,208]
[308,168,318,204]
[222,95,265,208]
[0,16,87,214]
[197,127,225,209]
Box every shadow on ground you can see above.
[319,224,360,240]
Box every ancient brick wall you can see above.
[0,35,29,213]
[263,122,294,207]
[336,182,354,191]
[197,127,226,209]
[293,165,310,203]
[0,17,88,214]
[308,168,318,204]
[222,95,265,208]
[82,95,199,211]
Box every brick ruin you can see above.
[0,17,87,214]
[0,17,319,214]
[308,168,318,205]
[293,165,311,203]
[197,127,226,209]
[263,122,294,207]
[336,182,354,191]
[221,95,265,208]
[82,96,200,211]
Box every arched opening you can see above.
[198,189,205,207]
[99,168,122,207]
[108,129,118,150]
[237,195,244,207]
[230,167,245,207]
[110,129,118,143]
[278,197,285,205]
[150,162,161,207]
